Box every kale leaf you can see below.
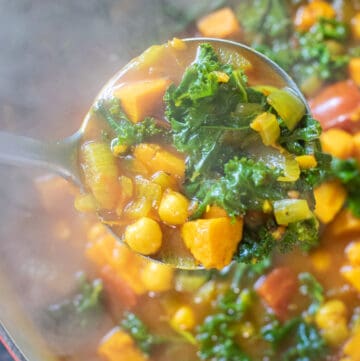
[120,312,161,355]
[165,43,250,180]
[197,289,253,361]
[299,272,324,316]
[329,157,360,217]
[47,273,103,328]
[261,272,327,360]
[189,157,286,218]
[94,97,166,148]
[262,317,328,361]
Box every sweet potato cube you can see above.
[314,180,347,224]
[134,143,185,179]
[341,266,360,292]
[113,78,170,123]
[320,128,355,159]
[98,328,147,361]
[181,217,243,270]
[197,7,241,39]
[329,209,360,238]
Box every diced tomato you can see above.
[309,80,360,133]
[255,267,298,320]
[100,265,138,308]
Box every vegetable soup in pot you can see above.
[3,1,360,361]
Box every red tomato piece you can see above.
[255,267,298,320]
[309,80,360,132]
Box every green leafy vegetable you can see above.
[262,317,328,361]
[299,272,324,316]
[120,312,162,355]
[47,273,103,328]
[261,272,327,360]
[197,289,253,361]
[328,157,360,217]
[94,97,166,149]
[165,42,324,262]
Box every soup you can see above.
[7,1,360,361]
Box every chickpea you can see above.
[141,262,174,292]
[171,305,196,331]
[315,299,349,346]
[158,190,189,225]
[124,217,162,255]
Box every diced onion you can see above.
[278,156,300,182]
[273,199,312,225]
[267,88,306,130]
[250,112,280,146]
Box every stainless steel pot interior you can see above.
[0,1,227,360]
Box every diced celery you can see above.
[273,199,312,225]
[267,88,306,131]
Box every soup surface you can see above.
[9,1,360,361]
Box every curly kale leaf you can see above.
[165,43,253,179]
[197,290,253,361]
[262,317,328,361]
[94,97,166,148]
[280,216,320,253]
[328,157,360,217]
[295,18,350,82]
[188,157,289,218]
[120,312,161,355]
[235,224,277,263]
[279,115,322,155]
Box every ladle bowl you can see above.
[0,37,309,269]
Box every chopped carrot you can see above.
[349,58,360,86]
[294,0,336,32]
[113,78,171,123]
[100,265,138,308]
[196,7,241,39]
[255,267,298,320]
[181,217,243,270]
[98,328,147,361]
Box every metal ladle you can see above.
[0,38,307,269]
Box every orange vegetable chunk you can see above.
[134,143,185,179]
[294,0,335,32]
[98,328,147,361]
[197,7,241,39]
[255,267,298,320]
[314,180,347,224]
[181,217,243,270]
[113,78,170,123]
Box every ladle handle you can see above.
[0,131,81,185]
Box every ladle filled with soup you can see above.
[77,38,326,270]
